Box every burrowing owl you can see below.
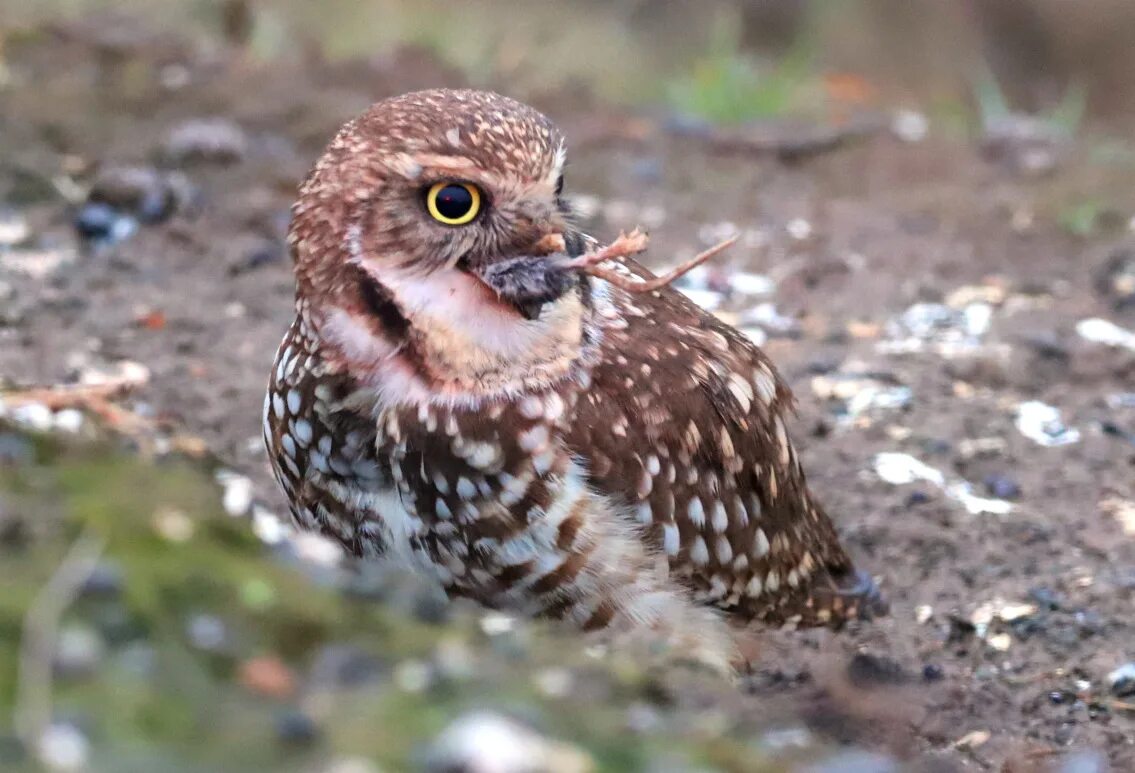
[264,89,884,669]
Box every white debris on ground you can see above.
[873,452,1013,515]
[812,372,912,425]
[215,469,254,517]
[877,300,997,357]
[1015,400,1081,447]
[1077,317,1135,353]
[424,711,594,773]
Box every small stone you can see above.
[152,506,195,542]
[0,209,30,246]
[891,109,929,143]
[1107,662,1135,696]
[186,613,228,652]
[53,625,106,678]
[35,722,89,772]
[163,117,248,165]
[216,471,254,517]
[983,473,1021,500]
[424,711,594,773]
[275,709,319,745]
[80,561,123,597]
[238,655,296,699]
[74,202,136,244]
[309,644,383,689]
[393,659,432,693]
[921,663,944,682]
[52,409,84,434]
[1058,751,1109,773]
[846,653,908,687]
[11,402,53,432]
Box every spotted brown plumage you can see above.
[264,88,884,671]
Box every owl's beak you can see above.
[465,229,577,321]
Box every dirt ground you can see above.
[2,22,1134,771]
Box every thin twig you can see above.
[14,529,106,749]
[560,230,738,294]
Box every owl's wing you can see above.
[566,259,884,626]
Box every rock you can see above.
[1094,247,1135,310]
[238,655,296,699]
[53,625,106,678]
[982,473,1021,500]
[73,202,137,244]
[275,709,320,745]
[0,209,31,246]
[216,471,254,517]
[424,711,594,773]
[35,722,90,772]
[162,117,248,165]
[10,402,53,433]
[846,653,908,688]
[80,561,124,597]
[1015,401,1081,447]
[1107,662,1135,697]
[87,166,192,223]
[185,613,229,652]
[921,663,944,682]
[309,644,384,690]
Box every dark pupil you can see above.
[435,185,473,219]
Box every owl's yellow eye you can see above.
[426,182,481,225]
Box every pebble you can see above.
[846,653,908,688]
[275,709,320,745]
[251,505,290,545]
[890,108,929,143]
[11,402,53,432]
[216,470,254,517]
[0,209,30,246]
[921,663,944,682]
[873,452,1012,515]
[163,117,248,165]
[238,655,296,699]
[1015,400,1081,447]
[393,658,432,693]
[1076,317,1135,353]
[982,473,1021,500]
[52,409,84,434]
[309,644,383,690]
[728,271,776,297]
[186,613,228,652]
[53,625,106,678]
[1107,662,1135,697]
[73,202,138,245]
[424,711,594,773]
[80,561,124,597]
[1094,247,1135,309]
[35,722,90,772]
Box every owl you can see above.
[264,89,884,671]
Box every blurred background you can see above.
[2,1,1135,771]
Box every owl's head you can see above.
[289,89,593,400]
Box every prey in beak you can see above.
[466,232,581,321]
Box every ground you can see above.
[1,14,1134,772]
